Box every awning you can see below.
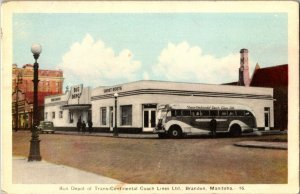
[61,104,91,110]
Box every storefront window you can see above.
[121,105,132,126]
[69,112,74,123]
[52,112,55,119]
[101,107,107,125]
[59,111,63,118]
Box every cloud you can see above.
[152,42,255,84]
[57,34,142,87]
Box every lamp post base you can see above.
[28,139,42,161]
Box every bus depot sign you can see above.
[103,86,122,93]
[71,84,83,99]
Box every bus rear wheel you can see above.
[169,126,183,138]
[229,124,242,137]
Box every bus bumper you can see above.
[153,128,167,134]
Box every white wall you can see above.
[92,93,274,129]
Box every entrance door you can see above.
[143,109,156,132]
[109,107,113,131]
[264,107,270,130]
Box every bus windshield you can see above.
[157,109,168,119]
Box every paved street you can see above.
[13,131,287,184]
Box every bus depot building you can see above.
[44,84,92,130]
[91,80,274,133]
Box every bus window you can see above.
[236,110,245,116]
[171,110,176,117]
[191,110,200,116]
[201,110,209,116]
[245,111,252,116]
[219,110,227,116]
[175,110,182,116]
[210,110,218,117]
[228,110,235,116]
[182,110,191,116]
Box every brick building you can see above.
[12,64,64,130]
[223,49,288,130]
[250,64,288,130]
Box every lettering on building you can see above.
[104,86,122,93]
[71,84,83,99]
[51,97,61,102]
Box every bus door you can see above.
[264,107,270,130]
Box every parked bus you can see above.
[153,103,257,138]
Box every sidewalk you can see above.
[13,156,122,184]
[54,129,287,138]
[234,141,287,150]
[55,131,158,139]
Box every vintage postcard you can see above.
[1,1,299,194]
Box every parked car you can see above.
[37,121,55,134]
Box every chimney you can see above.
[237,48,251,86]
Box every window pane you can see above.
[210,110,218,116]
[201,110,209,116]
[228,110,235,116]
[175,110,182,116]
[245,111,251,116]
[171,110,176,117]
[121,105,132,125]
[144,111,149,128]
[219,110,227,116]
[101,107,107,125]
[236,110,244,116]
[182,110,191,116]
[69,112,73,123]
[191,110,200,116]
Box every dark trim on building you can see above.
[91,89,273,101]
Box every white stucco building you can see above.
[44,84,91,130]
[91,80,274,133]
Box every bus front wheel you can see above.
[168,126,183,138]
[229,124,242,137]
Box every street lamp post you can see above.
[28,44,42,161]
[113,93,118,137]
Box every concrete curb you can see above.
[234,141,287,150]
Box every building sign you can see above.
[104,86,122,93]
[70,84,83,99]
[51,97,61,102]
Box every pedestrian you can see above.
[77,118,82,133]
[82,121,86,134]
[209,117,217,138]
[88,120,93,134]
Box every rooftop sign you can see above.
[104,86,122,93]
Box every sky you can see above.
[13,13,288,89]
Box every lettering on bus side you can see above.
[187,106,235,110]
